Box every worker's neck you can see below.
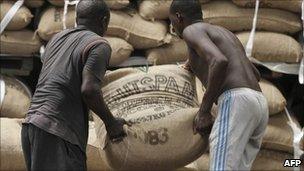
[77,24,103,36]
[181,19,203,35]
[185,19,203,27]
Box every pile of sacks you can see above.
[36,0,135,66]
[146,0,303,64]
[1,0,303,170]
[0,75,107,170]
[1,0,302,64]
[0,75,31,170]
[0,0,42,55]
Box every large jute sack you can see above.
[0,30,42,55]
[37,6,76,41]
[0,0,45,8]
[106,10,171,49]
[259,79,286,115]
[202,0,302,34]
[0,75,31,118]
[237,32,302,63]
[105,37,133,66]
[0,118,26,171]
[196,78,286,115]
[146,36,188,65]
[105,0,129,9]
[93,65,209,170]
[192,149,293,171]
[139,0,210,20]
[0,1,33,30]
[258,79,286,115]
[232,0,301,13]
[262,111,300,154]
[47,0,129,9]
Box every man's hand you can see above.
[193,112,213,136]
[106,117,129,143]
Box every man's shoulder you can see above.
[183,23,209,46]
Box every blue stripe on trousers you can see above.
[220,91,232,170]
[218,92,230,170]
[213,92,226,170]
[214,92,229,170]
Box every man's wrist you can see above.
[104,115,116,127]
[199,106,211,115]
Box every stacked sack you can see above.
[0,75,106,170]
[227,0,303,63]
[189,78,299,171]
[0,75,31,170]
[0,0,42,55]
[37,0,149,66]
[140,0,210,65]
[144,0,303,65]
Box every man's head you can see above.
[169,0,203,38]
[76,0,110,36]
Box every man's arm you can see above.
[81,43,126,141]
[184,29,228,115]
[251,62,261,81]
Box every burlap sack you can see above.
[37,6,76,41]
[202,0,302,34]
[196,78,286,115]
[193,149,293,171]
[0,75,31,118]
[47,0,129,9]
[47,0,64,6]
[139,0,210,20]
[105,37,133,66]
[232,0,301,13]
[105,0,129,9]
[259,79,286,115]
[0,118,26,171]
[237,32,302,63]
[1,30,42,55]
[0,1,33,30]
[146,36,188,65]
[94,65,209,170]
[106,10,171,49]
[262,111,300,154]
[0,0,45,8]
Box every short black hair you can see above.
[170,0,202,20]
[76,0,110,22]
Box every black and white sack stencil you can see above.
[93,65,210,170]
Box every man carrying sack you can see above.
[21,1,127,170]
[169,0,269,170]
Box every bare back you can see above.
[185,23,261,96]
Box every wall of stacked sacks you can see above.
[0,0,303,170]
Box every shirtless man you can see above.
[169,0,269,170]
[21,1,126,170]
